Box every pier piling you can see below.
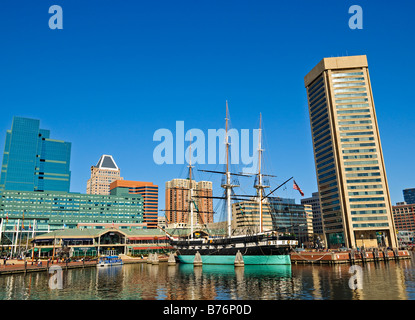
[361,249,366,264]
[147,253,153,264]
[193,251,202,267]
[152,253,159,265]
[168,253,176,266]
[234,250,244,267]
[393,248,399,261]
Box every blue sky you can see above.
[0,0,414,214]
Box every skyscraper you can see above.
[86,154,123,195]
[0,116,71,192]
[110,180,159,229]
[403,188,415,205]
[301,192,324,236]
[165,178,214,227]
[304,55,397,249]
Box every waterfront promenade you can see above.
[0,255,170,275]
[291,248,412,264]
[0,258,98,275]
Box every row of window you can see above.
[343,154,377,160]
[341,137,374,142]
[336,103,369,109]
[348,184,383,190]
[351,209,386,215]
[333,82,365,88]
[335,98,369,104]
[345,166,380,171]
[340,131,373,137]
[334,87,366,93]
[331,72,364,78]
[332,77,365,82]
[337,109,370,117]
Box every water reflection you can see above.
[0,252,413,300]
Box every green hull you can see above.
[177,254,291,265]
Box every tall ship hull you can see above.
[172,234,296,265]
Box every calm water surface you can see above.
[1,252,414,300]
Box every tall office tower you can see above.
[301,192,324,236]
[403,188,415,205]
[0,117,71,192]
[165,179,214,227]
[86,154,123,195]
[304,55,397,249]
[110,180,159,229]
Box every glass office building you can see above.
[403,188,415,205]
[0,189,145,255]
[0,117,71,193]
[231,197,313,245]
[0,190,144,230]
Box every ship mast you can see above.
[255,113,265,233]
[188,131,194,239]
[225,101,232,237]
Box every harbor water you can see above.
[0,252,414,300]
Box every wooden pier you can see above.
[290,249,412,264]
[0,255,168,276]
[0,260,98,276]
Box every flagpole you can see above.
[31,220,36,262]
[19,210,25,258]
[13,219,19,257]
[0,218,3,253]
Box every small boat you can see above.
[97,255,123,267]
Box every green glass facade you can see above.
[0,190,144,232]
[0,117,71,193]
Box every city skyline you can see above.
[0,1,414,213]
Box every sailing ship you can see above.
[168,102,298,265]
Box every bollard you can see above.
[349,249,355,264]
[361,249,366,264]
[147,253,154,264]
[168,253,176,266]
[234,250,244,267]
[393,248,399,261]
[193,251,203,267]
[152,253,159,265]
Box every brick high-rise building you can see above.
[392,203,415,232]
[165,179,214,227]
[110,180,158,229]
